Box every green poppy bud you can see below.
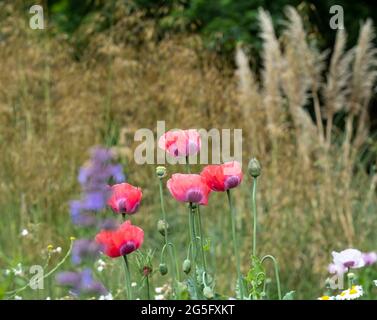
[248,158,261,177]
[159,263,168,276]
[156,166,167,179]
[182,259,191,274]
[157,219,169,236]
[203,286,214,299]
[347,273,356,280]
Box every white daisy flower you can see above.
[155,294,164,300]
[336,285,363,300]
[131,282,137,287]
[97,265,104,272]
[14,296,22,300]
[98,259,106,266]
[155,287,163,294]
[54,247,62,254]
[374,280,377,287]
[46,297,51,300]
[99,293,113,300]
[21,229,29,237]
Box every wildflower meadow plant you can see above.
[51,129,292,300]
[56,146,146,299]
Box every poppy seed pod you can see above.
[182,259,191,274]
[156,166,167,179]
[159,263,168,276]
[203,286,214,299]
[157,219,169,236]
[248,158,261,178]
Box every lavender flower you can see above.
[72,239,103,265]
[59,146,125,299]
[70,146,125,226]
[56,269,107,296]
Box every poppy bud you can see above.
[157,219,169,236]
[182,259,191,274]
[248,158,261,177]
[143,266,153,277]
[203,286,214,299]
[159,263,168,275]
[156,166,167,179]
[347,273,356,280]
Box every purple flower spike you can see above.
[72,239,102,265]
[56,272,81,287]
[56,269,108,296]
[98,218,119,230]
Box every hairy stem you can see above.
[226,189,244,299]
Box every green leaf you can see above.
[176,281,190,300]
[282,291,295,300]
[245,255,266,299]
[203,238,211,252]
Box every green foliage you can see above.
[245,256,266,299]
[282,291,295,300]
[46,0,377,55]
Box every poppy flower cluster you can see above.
[159,129,243,206]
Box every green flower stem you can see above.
[186,242,192,260]
[145,275,150,300]
[121,212,134,299]
[185,156,191,173]
[226,189,245,299]
[123,255,133,300]
[158,179,168,245]
[6,237,75,298]
[188,202,199,297]
[251,177,258,256]
[196,205,207,274]
[189,204,198,262]
[158,178,178,290]
[261,255,282,300]
[169,243,181,281]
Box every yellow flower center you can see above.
[349,288,357,295]
[320,296,330,300]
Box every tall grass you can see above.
[0,2,376,299]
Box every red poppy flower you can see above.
[201,161,243,192]
[167,173,211,205]
[107,183,142,214]
[95,221,144,258]
[158,129,201,157]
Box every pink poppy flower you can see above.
[201,161,243,192]
[167,174,211,205]
[158,129,201,157]
[107,183,142,214]
[95,221,144,258]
